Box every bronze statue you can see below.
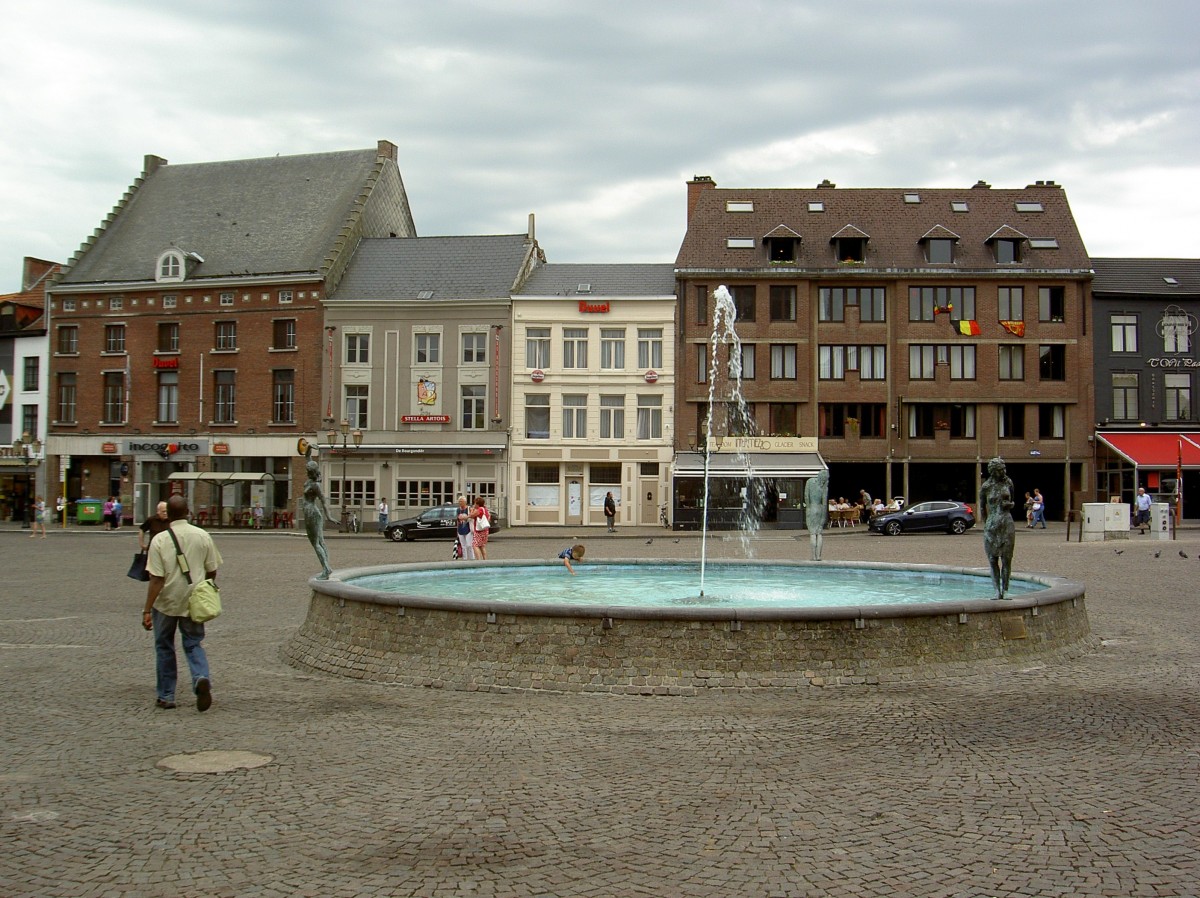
[981,457,1016,600]
[804,469,830,561]
[299,440,332,580]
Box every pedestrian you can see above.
[604,491,617,532]
[29,496,47,538]
[1031,489,1047,529]
[139,500,170,553]
[1134,487,1152,534]
[469,496,491,561]
[103,496,115,530]
[559,544,585,575]
[112,497,123,530]
[1023,492,1034,527]
[253,501,265,530]
[859,490,872,524]
[377,498,389,534]
[455,495,475,560]
[142,495,222,712]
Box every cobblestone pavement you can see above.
[3,523,1198,897]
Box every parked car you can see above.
[383,503,501,542]
[868,500,976,536]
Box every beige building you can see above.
[510,264,677,528]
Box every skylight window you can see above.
[726,201,754,213]
[904,193,921,204]
[1015,202,1045,213]
[808,202,825,213]
[1164,277,1180,286]
[417,290,434,299]
[951,201,969,212]
[726,237,756,249]
[1028,238,1059,249]
[576,284,592,294]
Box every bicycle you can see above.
[659,504,670,529]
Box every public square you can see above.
[3,523,1198,898]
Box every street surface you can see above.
[2,523,1198,897]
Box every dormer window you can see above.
[156,250,185,283]
[927,239,954,264]
[994,239,1021,263]
[835,237,866,262]
[762,224,801,263]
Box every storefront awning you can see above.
[167,472,276,484]
[1096,432,1200,468]
[673,452,826,478]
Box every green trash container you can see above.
[76,498,104,525]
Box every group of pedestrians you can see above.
[454,494,491,561]
[1023,489,1048,528]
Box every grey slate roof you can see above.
[518,263,676,297]
[59,148,394,285]
[330,235,535,301]
[1091,258,1200,297]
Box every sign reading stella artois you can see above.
[706,435,818,453]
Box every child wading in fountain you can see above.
[558,544,585,575]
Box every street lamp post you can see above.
[12,431,42,529]
[326,420,363,532]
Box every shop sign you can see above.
[644,370,659,383]
[102,442,118,454]
[401,415,450,423]
[531,369,545,382]
[1147,357,1199,368]
[707,435,819,453]
[124,440,209,457]
[212,442,230,454]
[578,301,610,313]
[152,356,180,369]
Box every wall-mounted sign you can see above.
[124,440,209,457]
[417,376,437,405]
[644,370,659,383]
[1147,357,1200,368]
[102,442,118,454]
[401,415,450,423]
[531,369,545,382]
[212,442,230,454]
[152,356,179,369]
[578,301,610,313]
[707,435,819,454]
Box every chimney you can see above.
[972,179,992,189]
[377,139,398,162]
[817,179,836,189]
[527,212,536,243]
[686,175,716,222]
[143,155,167,176]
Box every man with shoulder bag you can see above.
[142,495,223,711]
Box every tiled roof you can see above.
[1091,258,1200,296]
[518,263,676,297]
[676,182,1091,272]
[58,147,410,285]
[330,235,535,301]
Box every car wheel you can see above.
[885,520,903,536]
[388,528,406,543]
[949,519,968,535]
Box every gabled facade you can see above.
[511,263,677,528]
[1090,258,1200,512]
[45,141,416,524]
[321,225,544,527]
[675,176,1094,521]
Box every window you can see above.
[695,285,708,325]
[637,328,663,369]
[219,292,234,306]
[1163,308,1192,353]
[909,286,975,322]
[999,345,1025,380]
[696,345,708,384]
[57,325,78,354]
[62,298,76,311]
[158,252,182,281]
[563,328,588,368]
[163,295,177,309]
[22,357,39,391]
[907,404,935,438]
[947,344,976,379]
[1039,344,1065,381]
[278,290,293,304]
[526,463,561,508]
[462,332,487,363]
[994,239,1021,263]
[1165,374,1191,421]
[415,331,439,362]
[770,344,797,379]
[769,286,796,321]
[908,345,935,380]
[835,237,866,263]
[730,286,756,322]
[1015,202,1044,213]
[1039,286,1065,322]
[156,371,179,423]
[273,319,296,350]
[1112,373,1139,419]
[525,394,550,439]
[818,287,845,322]
[819,345,846,380]
[344,385,368,428]
[562,394,587,438]
[600,328,625,369]
[103,371,125,423]
[637,395,663,440]
[461,385,486,430]
[769,403,797,435]
[1039,404,1065,438]
[105,324,126,353]
[57,373,77,423]
[927,238,954,264]
[998,404,1025,439]
[272,370,295,423]
[998,287,1024,321]
[213,371,236,423]
[950,404,976,439]
[857,345,887,380]
[768,237,797,262]
[107,297,123,311]
[157,322,179,353]
[859,287,886,322]
[599,395,625,439]
[820,403,887,438]
[1110,314,1138,353]
[735,344,756,380]
[215,321,237,351]
[395,480,454,508]
[330,479,376,509]
[726,200,753,213]
[345,333,370,364]
[726,237,755,249]
[526,328,550,368]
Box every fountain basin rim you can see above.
[312,559,1082,623]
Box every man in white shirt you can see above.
[377,499,389,534]
[1134,487,1153,534]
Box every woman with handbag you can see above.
[469,496,491,561]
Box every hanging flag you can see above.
[957,320,981,336]
[1178,438,1185,525]
[1000,320,1026,337]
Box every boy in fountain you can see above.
[558,544,585,575]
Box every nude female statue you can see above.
[981,457,1016,600]
[301,444,333,579]
[804,469,830,561]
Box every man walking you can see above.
[1135,487,1153,534]
[377,498,389,534]
[142,495,222,711]
[604,491,617,532]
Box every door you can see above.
[640,482,658,526]
[566,479,583,526]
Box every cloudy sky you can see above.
[2,0,1197,285]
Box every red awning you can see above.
[1097,432,1200,467]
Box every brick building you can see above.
[45,142,416,525]
[674,176,1095,523]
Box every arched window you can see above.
[156,250,184,283]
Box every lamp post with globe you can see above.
[326,420,363,532]
[12,431,42,529]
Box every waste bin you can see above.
[76,498,104,525]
